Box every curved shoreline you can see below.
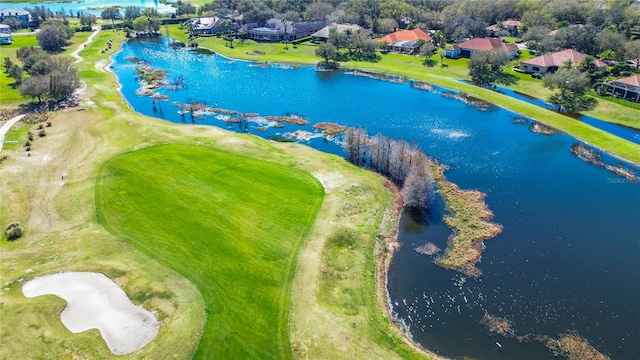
[112,35,504,359]
[178,35,639,165]
[108,35,631,359]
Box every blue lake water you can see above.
[111,37,640,359]
[495,86,640,145]
[6,0,176,17]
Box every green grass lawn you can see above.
[0,31,90,105]
[96,144,324,359]
[0,35,38,104]
[162,24,639,136]
[1,121,31,151]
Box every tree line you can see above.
[343,127,432,210]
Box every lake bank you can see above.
[160,26,639,165]
[108,36,639,359]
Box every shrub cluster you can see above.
[5,222,23,241]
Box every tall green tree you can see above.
[315,42,338,68]
[625,40,640,69]
[101,7,120,28]
[20,75,49,103]
[328,28,348,53]
[47,57,78,101]
[419,41,437,66]
[16,46,48,73]
[468,50,514,88]
[37,20,74,52]
[8,65,23,84]
[124,6,142,21]
[543,67,596,112]
[79,13,96,27]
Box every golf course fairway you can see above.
[96,144,324,359]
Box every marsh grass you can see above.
[431,164,503,277]
[480,314,515,337]
[544,333,609,360]
[162,25,639,164]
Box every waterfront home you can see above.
[378,28,432,54]
[0,8,31,28]
[190,16,225,36]
[245,18,326,42]
[520,49,606,75]
[444,38,518,59]
[311,23,373,42]
[0,24,12,45]
[603,75,640,103]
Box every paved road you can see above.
[71,26,100,64]
[0,114,26,151]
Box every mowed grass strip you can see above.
[96,144,324,359]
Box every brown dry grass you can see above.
[480,314,515,337]
[313,122,348,135]
[1,30,433,360]
[544,333,609,360]
[431,164,503,277]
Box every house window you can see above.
[532,66,540,72]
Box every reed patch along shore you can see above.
[431,163,503,277]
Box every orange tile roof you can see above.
[616,74,640,86]
[523,49,606,68]
[378,28,432,43]
[447,38,518,52]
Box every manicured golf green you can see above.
[96,144,324,359]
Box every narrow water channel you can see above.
[111,37,640,360]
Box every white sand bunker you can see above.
[22,272,159,355]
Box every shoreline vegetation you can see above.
[159,25,639,165]
[431,163,503,277]
[570,143,639,182]
[1,30,438,360]
[480,314,610,360]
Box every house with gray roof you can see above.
[311,23,372,42]
[246,18,326,42]
[0,24,12,45]
[0,8,32,28]
[190,16,224,36]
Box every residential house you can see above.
[486,20,521,37]
[190,16,224,36]
[603,75,640,103]
[378,28,432,54]
[311,23,372,42]
[445,38,518,59]
[0,24,12,44]
[245,18,326,42]
[0,8,32,28]
[520,49,606,75]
